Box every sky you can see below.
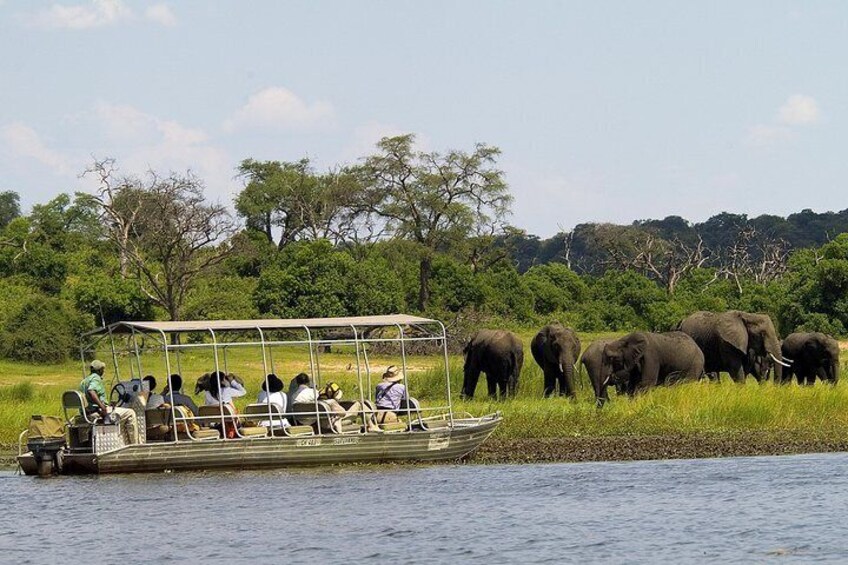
[1,0,846,237]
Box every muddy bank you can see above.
[468,432,848,464]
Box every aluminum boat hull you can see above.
[18,415,500,475]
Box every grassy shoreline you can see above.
[2,332,847,466]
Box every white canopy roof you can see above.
[87,314,441,336]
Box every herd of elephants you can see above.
[460,310,842,404]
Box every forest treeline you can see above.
[0,133,847,364]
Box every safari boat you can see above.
[17,315,500,476]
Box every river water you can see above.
[2,452,847,564]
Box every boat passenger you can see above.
[256,373,289,428]
[375,366,407,424]
[143,375,165,410]
[319,382,380,433]
[290,373,317,404]
[79,360,140,443]
[161,374,199,416]
[204,372,247,406]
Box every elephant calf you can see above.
[462,329,524,399]
[781,332,840,385]
[602,331,704,393]
[531,323,581,398]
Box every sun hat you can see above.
[382,365,405,383]
[90,360,106,372]
[262,373,284,394]
[319,381,342,401]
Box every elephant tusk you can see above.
[558,364,563,373]
[782,356,794,364]
[769,353,791,367]
[602,375,611,387]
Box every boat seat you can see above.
[198,404,268,439]
[278,425,314,437]
[63,390,98,425]
[379,422,408,433]
[293,402,363,434]
[186,429,220,440]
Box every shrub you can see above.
[0,297,91,363]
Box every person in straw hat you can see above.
[374,365,408,424]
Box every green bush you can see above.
[0,297,92,363]
[254,240,405,318]
[185,275,260,320]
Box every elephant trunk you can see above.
[765,338,784,382]
[560,352,577,397]
[830,359,840,384]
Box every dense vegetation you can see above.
[1,134,847,365]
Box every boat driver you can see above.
[79,360,140,443]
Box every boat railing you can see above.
[163,403,456,441]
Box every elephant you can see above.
[531,324,582,397]
[461,329,524,399]
[780,332,840,385]
[677,310,788,383]
[601,331,705,394]
[580,339,629,405]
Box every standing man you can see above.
[79,360,140,443]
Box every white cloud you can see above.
[91,102,232,199]
[777,94,820,126]
[0,122,75,175]
[28,0,131,29]
[144,3,176,27]
[745,124,793,147]
[26,0,176,29]
[223,87,334,132]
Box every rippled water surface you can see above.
[3,453,848,563]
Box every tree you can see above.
[0,191,21,229]
[82,159,236,321]
[357,134,512,310]
[236,158,368,249]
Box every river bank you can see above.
[6,431,848,469]
[468,431,848,464]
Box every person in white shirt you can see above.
[256,373,289,428]
[290,373,317,404]
[204,372,247,406]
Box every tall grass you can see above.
[1,335,846,451]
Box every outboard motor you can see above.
[26,415,66,477]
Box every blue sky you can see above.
[1,1,846,236]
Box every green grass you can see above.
[1,332,846,451]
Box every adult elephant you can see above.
[678,310,788,383]
[531,324,581,398]
[461,329,524,399]
[781,332,840,385]
[601,331,704,394]
[581,339,629,405]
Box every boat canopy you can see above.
[85,314,442,337]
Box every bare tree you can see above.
[82,159,236,320]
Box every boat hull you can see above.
[18,416,500,475]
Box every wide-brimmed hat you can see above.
[382,365,405,383]
[263,373,284,394]
[319,381,342,401]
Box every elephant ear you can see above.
[718,316,747,355]
[625,334,648,371]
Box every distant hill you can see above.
[504,208,848,274]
